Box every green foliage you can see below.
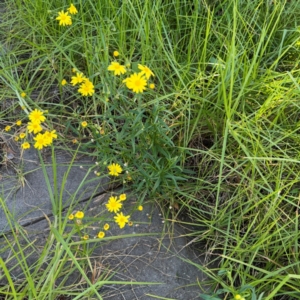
[2,0,300,298]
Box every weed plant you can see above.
[1,0,300,299]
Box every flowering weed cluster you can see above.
[62,71,95,97]
[22,109,57,150]
[67,192,144,242]
[105,193,130,228]
[107,59,155,93]
[2,108,57,151]
[56,4,78,26]
[52,7,177,197]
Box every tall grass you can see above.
[1,0,300,299]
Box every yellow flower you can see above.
[138,64,154,79]
[72,138,78,143]
[119,193,126,201]
[108,163,123,176]
[21,92,26,98]
[56,11,72,26]
[68,214,74,220]
[149,83,155,89]
[113,51,119,57]
[67,3,78,15]
[78,79,95,96]
[71,72,86,85]
[75,211,84,219]
[106,196,122,213]
[114,212,130,229]
[107,61,126,76]
[97,231,105,238]
[21,142,30,149]
[61,79,67,86]
[4,125,11,132]
[16,120,22,126]
[128,221,133,226]
[103,223,110,230]
[19,133,26,139]
[123,73,147,93]
[43,130,57,145]
[27,121,43,134]
[234,295,245,300]
[82,234,89,240]
[14,136,19,141]
[138,205,143,211]
[29,109,46,123]
[33,133,48,150]
[81,121,88,128]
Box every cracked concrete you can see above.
[0,139,207,299]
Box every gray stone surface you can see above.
[1,192,205,299]
[0,143,206,299]
[0,142,110,234]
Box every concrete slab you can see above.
[0,192,206,299]
[0,140,111,234]
[0,136,207,299]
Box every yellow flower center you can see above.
[134,79,142,86]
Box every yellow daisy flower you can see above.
[123,73,147,93]
[33,133,48,150]
[113,51,119,57]
[81,121,88,127]
[78,79,95,96]
[56,11,72,26]
[106,196,122,213]
[103,223,110,230]
[4,125,11,132]
[71,72,86,86]
[75,211,84,219]
[138,64,154,79]
[107,61,126,76]
[16,120,22,126]
[119,193,126,201]
[27,122,43,134]
[67,3,78,15]
[19,133,26,139]
[21,92,26,98]
[21,142,30,149]
[61,79,67,86]
[43,130,58,145]
[68,214,74,220]
[149,83,155,89]
[114,212,130,229]
[28,109,46,123]
[107,163,123,176]
[97,231,105,238]
[138,205,143,211]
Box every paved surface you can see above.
[0,140,111,233]
[0,139,206,299]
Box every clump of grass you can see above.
[2,0,300,299]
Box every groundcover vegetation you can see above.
[1,0,300,299]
